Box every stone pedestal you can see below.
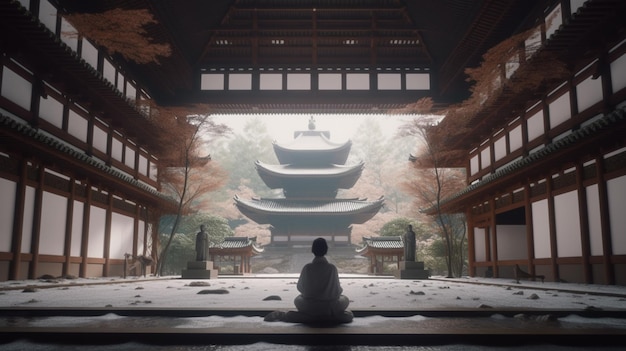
[181,261,218,279]
[395,261,429,279]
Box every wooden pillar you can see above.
[62,175,75,277]
[133,204,140,257]
[524,184,536,275]
[10,159,28,280]
[28,164,45,279]
[466,208,476,277]
[103,193,113,276]
[79,181,91,278]
[546,176,559,282]
[576,163,592,283]
[596,156,615,284]
[489,199,498,277]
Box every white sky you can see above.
[210,113,417,142]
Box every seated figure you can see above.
[265,237,353,324]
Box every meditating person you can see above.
[264,237,353,323]
[292,237,352,321]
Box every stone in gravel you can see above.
[22,287,37,293]
[513,291,524,295]
[478,304,493,309]
[528,293,540,300]
[263,295,282,301]
[197,289,229,295]
[410,290,425,295]
[188,281,211,287]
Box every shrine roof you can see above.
[211,237,264,254]
[361,236,404,250]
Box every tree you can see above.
[63,8,171,64]
[153,109,228,276]
[401,122,466,278]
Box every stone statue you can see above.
[308,116,316,130]
[196,225,209,261]
[404,225,416,262]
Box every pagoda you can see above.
[234,118,384,246]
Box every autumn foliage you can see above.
[63,8,171,64]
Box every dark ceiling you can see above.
[57,0,547,114]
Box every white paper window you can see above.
[548,92,571,129]
[473,228,486,261]
[139,155,148,176]
[103,59,116,85]
[496,225,527,260]
[60,18,78,52]
[0,178,16,252]
[480,146,491,169]
[110,213,134,259]
[88,205,106,258]
[611,53,626,93]
[39,95,64,129]
[509,125,523,152]
[532,199,551,259]
[81,40,99,70]
[470,155,479,175]
[68,110,88,142]
[554,191,582,257]
[545,4,563,40]
[577,75,603,112]
[201,74,224,90]
[38,0,57,33]
[125,145,136,169]
[125,81,136,100]
[260,73,282,90]
[93,126,108,153]
[406,73,430,90]
[346,73,369,90]
[229,73,252,90]
[526,111,544,142]
[1,66,32,111]
[287,73,311,90]
[112,137,123,162]
[607,175,626,255]
[377,73,401,90]
[319,73,342,90]
[494,136,507,162]
[39,191,67,255]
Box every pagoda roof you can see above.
[234,195,384,225]
[255,160,364,190]
[273,131,351,165]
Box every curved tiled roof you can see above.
[255,160,364,190]
[212,237,264,254]
[425,106,626,213]
[233,195,384,224]
[0,113,174,204]
[273,130,352,165]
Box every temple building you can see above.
[421,1,626,285]
[0,0,174,280]
[357,236,405,275]
[235,123,384,246]
[209,236,263,275]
